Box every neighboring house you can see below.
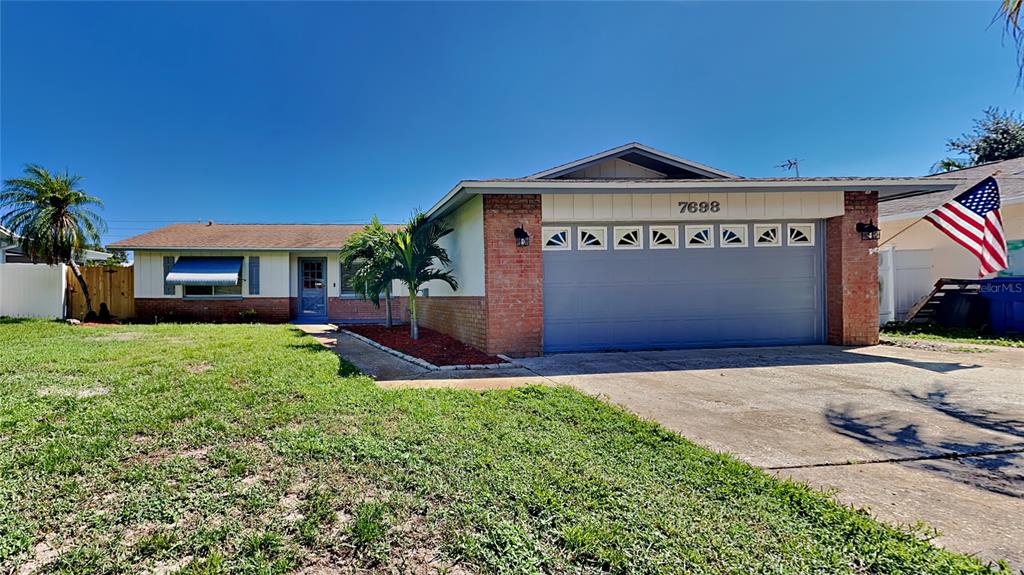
[111,143,955,356]
[0,225,111,264]
[0,226,15,264]
[879,158,1024,279]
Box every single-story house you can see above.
[879,158,1024,279]
[108,224,406,324]
[111,143,957,356]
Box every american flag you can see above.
[924,176,1007,277]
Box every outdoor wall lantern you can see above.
[856,221,880,241]
[513,225,530,247]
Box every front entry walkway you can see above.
[304,322,1024,568]
[294,325,546,388]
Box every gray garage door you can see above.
[543,222,825,352]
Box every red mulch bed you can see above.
[344,324,503,366]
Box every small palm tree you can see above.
[392,213,457,340]
[930,157,969,173]
[340,216,399,328]
[1,165,106,318]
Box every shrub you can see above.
[98,302,113,323]
[238,309,259,323]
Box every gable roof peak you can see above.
[527,142,739,180]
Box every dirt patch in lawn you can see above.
[16,534,69,575]
[37,385,110,399]
[86,331,142,342]
[186,362,214,374]
[344,325,502,366]
[880,337,993,354]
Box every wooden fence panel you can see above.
[66,266,135,320]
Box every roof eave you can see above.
[424,179,960,220]
[108,246,340,251]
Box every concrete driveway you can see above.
[318,327,1024,569]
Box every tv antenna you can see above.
[776,158,803,178]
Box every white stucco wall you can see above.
[393,194,485,298]
[432,194,485,296]
[133,250,290,298]
[541,191,844,222]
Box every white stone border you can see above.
[340,329,514,371]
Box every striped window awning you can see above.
[165,256,243,286]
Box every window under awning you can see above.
[165,256,243,286]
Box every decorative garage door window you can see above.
[613,226,643,250]
[720,224,748,248]
[578,227,607,250]
[684,225,715,248]
[754,224,782,247]
[787,223,815,246]
[649,225,678,249]
[542,227,571,251]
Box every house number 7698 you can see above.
[678,201,721,214]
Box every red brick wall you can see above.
[417,296,487,351]
[826,191,880,345]
[136,298,291,323]
[482,194,544,356]
[329,296,408,323]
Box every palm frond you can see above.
[417,267,459,292]
[339,215,402,307]
[997,0,1024,83]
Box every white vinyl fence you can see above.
[0,263,67,319]
[878,247,933,325]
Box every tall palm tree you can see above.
[1,165,106,317]
[340,216,399,327]
[392,213,457,340]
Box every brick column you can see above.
[826,191,880,346]
[482,194,543,356]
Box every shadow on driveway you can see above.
[825,386,1024,498]
[518,345,982,378]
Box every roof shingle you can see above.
[879,157,1024,219]
[109,223,396,250]
[468,176,943,183]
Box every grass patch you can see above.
[0,321,1011,573]
[882,322,1024,348]
[351,501,389,548]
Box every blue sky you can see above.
[1,1,1021,244]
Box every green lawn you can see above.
[0,320,1009,574]
[881,322,1024,348]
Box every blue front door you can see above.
[299,258,327,318]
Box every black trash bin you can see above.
[936,291,988,329]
